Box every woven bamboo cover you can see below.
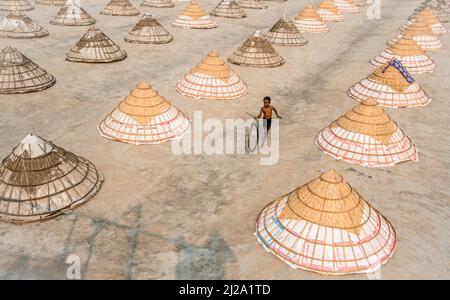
[50,1,96,26]
[416,0,449,23]
[388,18,443,51]
[140,0,175,8]
[172,0,217,29]
[0,46,55,94]
[315,98,418,168]
[371,35,436,74]
[125,13,173,44]
[0,0,33,11]
[176,51,248,100]
[353,0,367,6]
[404,8,447,35]
[264,14,308,46]
[211,0,247,18]
[294,6,330,33]
[317,0,344,22]
[237,0,267,9]
[0,10,48,39]
[36,0,65,5]
[348,60,431,108]
[98,81,191,145]
[0,134,104,224]
[256,169,397,275]
[100,0,140,16]
[228,31,285,67]
[333,0,359,14]
[66,26,127,63]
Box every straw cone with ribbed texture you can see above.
[50,0,96,26]
[333,0,359,14]
[315,98,418,167]
[172,0,217,29]
[66,26,127,63]
[141,0,175,8]
[228,31,285,67]
[416,0,449,23]
[402,8,447,35]
[176,51,248,100]
[211,0,247,18]
[388,17,443,51]
[0,10,48,39]
[36,0,65,5]
[371,34,436,74]
[348,59,431,108]
[0,46,55,94]
[264,14,308,46]
[317,0,344,22]
[256,169,397,275]
[125,13,173,44]
[0,133,104,224]
[237,0,267,9]
[294,5,330,33]
[98,81,191,145]
[0,0,33,11]
[100,0,140,16]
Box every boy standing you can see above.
[255,96,282,132]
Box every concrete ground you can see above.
[0,0,449,279]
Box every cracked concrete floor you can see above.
[0,0,449,279]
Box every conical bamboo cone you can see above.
[228,31,285,67]
[237,0,267,9]
[50,1,96,26]
[0,10,48,39]
[0,133,104,224]
[317,0,344,22]
[0,46,55,94]
[315,98,418,168]
[140,0,175,8]
[100,0,140,16]
[211,0,247,19]
[348,59,431,108]
[403,8,447,35]
[0,0,33,11]
[264,14,308,46]
[125,13,173,44]
[256,169,397,275]
[333,0,359,14]
[294,6,330,33]
[176,51,248,100]
[388,18,443,51]
[172,0,218,29]
[98,81,191,145]
[36,0,65,5]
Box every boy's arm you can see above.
[255,108,263,119]
[273,107,282,119]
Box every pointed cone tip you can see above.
[137,80,151,89]
[320,169,343,183]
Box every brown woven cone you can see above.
[50,1,96,26]
[100,0,140,16]
[264,13,308,46]
[36,0,65,5]
[125,13,173,44]
[140,0,175,8]
[237,0,267,9]
[0,10,49,39]
[211,0,247,18]
[0,0,34,11]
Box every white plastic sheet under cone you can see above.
[317,0,345,22]
[211,0,247,19]
[333,0,359,14]
[50,0,96,26]
[0,133,104,224]
[140,0,175,8]
[100,0,140,16]
[0,0,33,11]
[256,169,397,275]
[264,14,308,46]
[176,51,248,100]
[98,81,191,145]
[0,46,55,94]
[0,10,48,39]
[348,59,431,108]
[172,0,217,29]
[237,0,267,9]
[125,13,173,44]
[315,98,418,168]
[294,6,330,33]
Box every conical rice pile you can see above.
[403,7,447,35]
[237,0,267,9]
[317,0,344,22]
[315,98,418,167]
[100,0,140,16]
[211,0,247,19]
[228,31,285,67]
[0,0,33,11]
[176,51,248,100]
[125,13,173,44]
[256,169,397,275]
[264,14,308,46]
[333,0,359,14]
[0,133,104,224]
[35,0,65,5]
[140,0,175,8]
[388,17,443,51]
[0,46,55,94]
[371,34,436,74]
[98,81,191,145]
[172,0,217,29]
[50,0,96,26]
[415,0,449,23]
[66,26,127,63]
[0,10,48,39]
[294,5,330,33]
[348,59,431,108]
